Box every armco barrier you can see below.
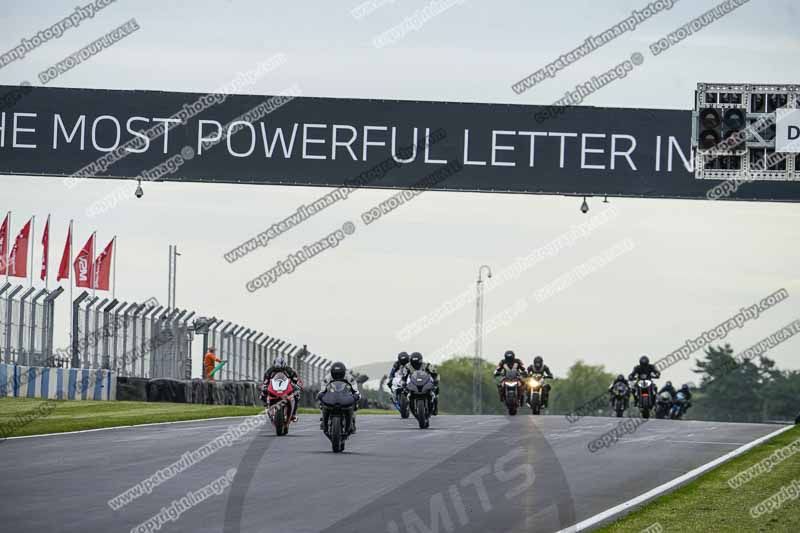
[115,376,321,407]
[0,362,115,401]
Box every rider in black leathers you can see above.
[658,381,677,400]
[628,355,661,407]
[526,356,553,407]
[407,352,439,415]
[493,350,526,402]
[318,361,361,433]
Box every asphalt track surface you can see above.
[0,414,784,533]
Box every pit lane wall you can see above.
[0,363,116,401]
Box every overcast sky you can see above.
[1,0,798,384]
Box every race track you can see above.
[0,414,784,532]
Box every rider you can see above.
[526,356,553,407]
[628,355,661,407]
[658,380,677,400]
[387,351,411,392]
[261,354,302,422]
[493,350,526,402]
[407,352,440,415]
[677,383,693,414]
[318,361,361,433]
[608,374,631,406]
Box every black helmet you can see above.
[681,383,690,392]
[665,381,673,388]
[397,351,410,365]
[330,361,346,380]
[533,356,543,369]
[409,352,423,370]
[639,355,650,366]
[616,374,625,382]
[503,350,515,365]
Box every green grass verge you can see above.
[597,425,800,533]
[0,398,392,438]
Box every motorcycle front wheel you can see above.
[329,415,344,453]
[415,398,428,429]
[399,394,410,419]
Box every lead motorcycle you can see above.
[407,369,436,429]
[501,369,525,416]
[390,367,410,419]
[319,380,357,453]
[633,373,657,419]
[610,381,630,418]
[526,372,546,415]
[263,372,300,436]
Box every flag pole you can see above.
[44,214,50,290]
[91,231,96,298]
[5,211,10,284]
[68,220,74,358]
[29,216,35,288]
[112,235,117,299]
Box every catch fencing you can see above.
[69,290,334,384]
[0,282,64,367]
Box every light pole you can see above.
[474,264,492,414]
[167,245,181,310]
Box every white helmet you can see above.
[274,355,287,368]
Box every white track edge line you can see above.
[554,424,795,533]
[1,414,263,440]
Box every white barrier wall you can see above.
[0,363,116,401]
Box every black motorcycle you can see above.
[610,381,630,418]
[407,369,436,429]
[319,381,357,453]
[655,391,673,419]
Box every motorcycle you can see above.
[670,391,688,420]
[264,372,299,436]
[501,369,525,416]
[527,372,546,415]
[407,369,436,429]
[633,373,656,419]
[655,391,673,419]
[610,381,630,418]
[390,368,410,419]
[320,380,357,453]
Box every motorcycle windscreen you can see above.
[321,390,356,407]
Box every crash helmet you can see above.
[532,356,544,370]
[330,361,347,380]
[397,351,410,366]
[274,355,288,369]
[503,350,516,366]
[409,352,423,370]
[665,381,673,388]
[639,355,650,366]
[680,383,690,392]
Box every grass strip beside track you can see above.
[598,424,800,533]
[0,398,391,438]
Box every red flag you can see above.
[0,213,8,275]
[8,218,32,278]
[73,233,94,288]
[40,215,50,281]
[93,238,114,291]
[56,223,72,281]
